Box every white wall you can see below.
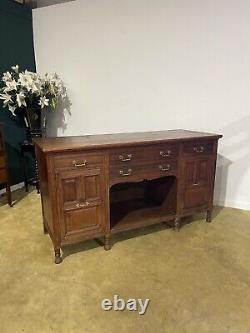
[33,0,250,210]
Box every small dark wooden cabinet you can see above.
[34,129,222,263]
[0,123,12,207]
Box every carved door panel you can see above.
[182,156,214,210]
[57,167,105,240]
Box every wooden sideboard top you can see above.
[34,129,222,153]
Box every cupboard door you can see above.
[57,167,105,240]
[182,157,214,210]
[195,158,212,188]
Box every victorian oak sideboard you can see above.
[34,129,222,264]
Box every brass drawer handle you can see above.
[193,182,200,186]
[76,201,90,208]
[119,154,133,162]
[73,160,87,167]
[159,164,170,172]
[160,150,171,157]
[119,168,132,176]
[193,146,204,153]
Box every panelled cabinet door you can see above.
[182,156,214,210]
[57,167,106,241]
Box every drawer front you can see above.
[0,168,7,183]
[183,140,214,156]
[109,146,142,165]
[0,155,5,168]
[54,152,104,170]
[110,160,177,185]
[109,143,178,166]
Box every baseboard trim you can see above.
[0,182,24,195]
[214,199,250,211]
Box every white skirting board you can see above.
[214,200,250,211]
[0,182,24,195]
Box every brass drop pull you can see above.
[119,154,133,162]
[160,150,171,157]
[193,146,204,153]
[159,164,170,172]
[73,160,87,167]
[119,168,132,176]
[76,201,90,208]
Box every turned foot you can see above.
[206,210,212,223]
[43,222,48,234]
[54,249,62,264]
[104,235,111,251]
[174,217,181,231]
[7,185,12,207]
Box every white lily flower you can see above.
[3,80,18,92]
[31,83,39,93]
[32,73,40,82]
[11,65,19,73]
[25,82,35,92]
[16,92,27,107]
[18,72,29,87]
[2,71,12,82]
[1,68,67,115]
[0,93,12,106]
[19,71,32,83]
[8,105,16,114]
[25,69,33,75]
[38,96,49,108]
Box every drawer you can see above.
[0,168,7,183]
[109,147,141,165]
[109,160,177,185]
[146,144,178,161]
[0,155,5,168]
[183,141,214,155]
[109,143,178,166]
[54,152,104,170]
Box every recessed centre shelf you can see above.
[110,176,177,234]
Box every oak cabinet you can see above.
[57,167,106,243]
[181,152,216,211]
[34,129,222,263]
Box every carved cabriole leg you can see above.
[54,248,62,264]
[104,234,111,251]
[174,217,181,232]
[206,209,212,223]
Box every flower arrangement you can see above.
[0,65,66,115]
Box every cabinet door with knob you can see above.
[56,166,106,243]
[181,155,215,211]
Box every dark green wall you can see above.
[0,0,36,186]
